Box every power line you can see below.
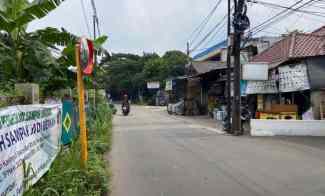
[202,18,227,50]
[80,0,91,37]
[248,0,325,18]
[202,5,235,49]
[190,13,228,53]
[90,0,101,37]
[187,0,223,45]
[249,0,317,36]
[248,0,304,34]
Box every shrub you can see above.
[25,102,113,196]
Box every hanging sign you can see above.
[279,63,310,92]
[78,37,94,75]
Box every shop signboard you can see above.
[147,81,160,89]
[246,80,278,94]
[279,63,310,92]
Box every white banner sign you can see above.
[242,63,269,81]
[0,104,62,196]
[246,80,278,94]
[147,81,160,89]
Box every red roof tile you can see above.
[251,26,325,66]
[311,26,325,36]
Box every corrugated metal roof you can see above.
[189,61,227,74]
[192,40,227,61]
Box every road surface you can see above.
[111,106,325,196]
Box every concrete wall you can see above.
[15,83,39,104]
[251,119,325,136]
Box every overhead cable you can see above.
[248,0,325,18]
[190,13,228,53]
[249,0,316,36]
[80,0,92,37]
[187,0,223,45]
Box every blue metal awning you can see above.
[192,40,227,61]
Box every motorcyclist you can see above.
[122,94,129,105]
[122,94,130,115]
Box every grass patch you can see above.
[25,102,113,196]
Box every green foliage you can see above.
[31,27,78,47]
[0,0,110,99]
[0,0,75,97]
[143,57,168,81]
[25,102,113,196]
[0,0,66,33]
[93,35,108,50]
[102,51,188,100]
[163,50,188,77]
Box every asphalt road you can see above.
[111,105,325,196]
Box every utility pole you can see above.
[232,0,250,135]
[91,0,98,115]
[186,42,190,57]
[226,0,232,133]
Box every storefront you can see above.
[244,60,325,136]
[245,62,313,120]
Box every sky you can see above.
[28,0,325,56]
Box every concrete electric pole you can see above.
[231,0,250,135]
[226,0,232,133]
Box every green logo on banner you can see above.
[63,113,72,132]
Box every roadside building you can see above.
[183,36,281,117]
[245,26,325,136]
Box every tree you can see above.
[101,51,188,101]
[162,50,188,77]
[163,50,188,66]
[0,0,109,95]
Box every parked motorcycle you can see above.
[222,105,251,134]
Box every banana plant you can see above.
[0,0,110,94]
[0,0,67,82]
[0,0,65,34]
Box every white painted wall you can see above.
[251,119,325,136]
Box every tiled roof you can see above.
[311,26,325,36]
[251,28,325,67]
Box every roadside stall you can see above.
[245,63,311,120]
[243,27,325,136]
[244,61,325,136]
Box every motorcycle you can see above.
[122,103,130,116]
